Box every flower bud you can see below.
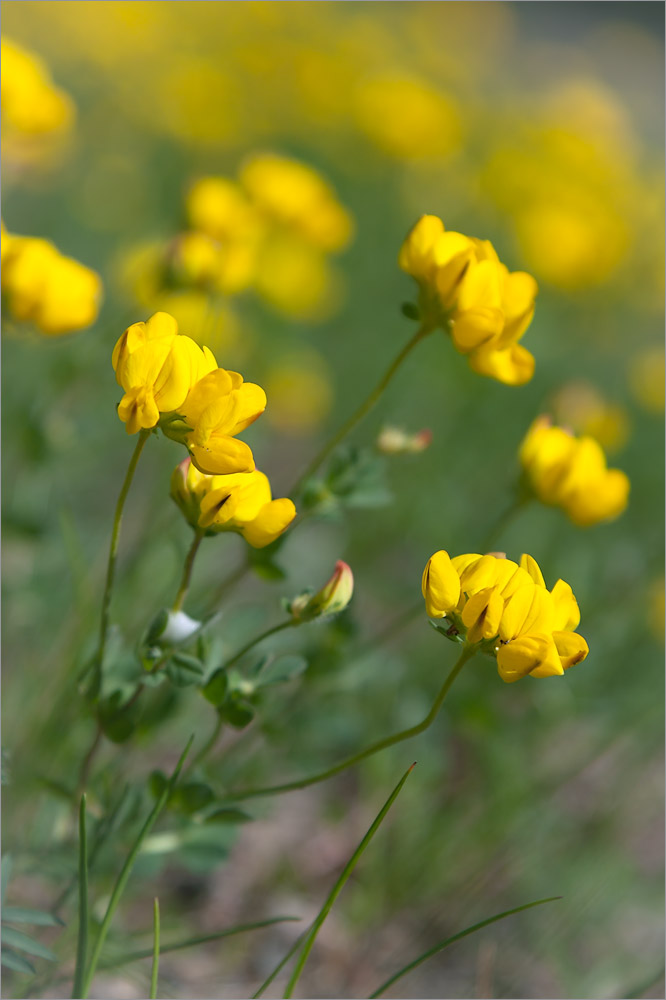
[291,561,354,621]
[377,426,432,455]
[170,456,207,528]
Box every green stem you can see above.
[71,796,88,1000]
[228,643,476,801]
[481,493,532,553]
[172,529,205,611]
[223,619,297,673]
[150,898,160,1000]
[187,713,224,774]
[290,323,434,497]
[93,429,150,698]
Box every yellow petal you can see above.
[459,553,499,594]
[189,435,255,475]
[398,215,445,279]
[519,553,546,588]
[242,498,297,548]
[552,630,589,670]
[551,579,580,630]
[422,550,461,618]
[462,586,503,644]
[497,632,563,683]
[226,381,268,435]
[468,342,535,385]
[498,583,535,641]
[520,585,555,635]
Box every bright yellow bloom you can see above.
[112,312,265,475]
[1,37,74,135]
[170,457,296,548]
[422,549,588,683]
[399,215,537,386]
[520,416,630,526]
[186,177,259,242]
[1,234,101,335]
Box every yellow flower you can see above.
[1,37,74,135]
[1,234,102,334]
[170,457,296,548]
[399,215,537,385]
[422,550,588,683]
[186,177,259,242]
[520,416,630,526]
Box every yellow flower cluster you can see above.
[170,457,296,549]
[1,225,102,335]
[520,416,629,527]
[112,311,265,475]
[399,215,538,386]
[1,36,74,135]
[422,550,588,683]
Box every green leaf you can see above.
[401,301,420,320]
[165,654,204,688]
[202,669,228,706]
[148,771,168,800]
[1,926,57,962]
[173,782,215,814]
[204,808,252,825]
[1,855,13,905]
[144,609,169,646]
[218,696,254,729]
[1,947,35,974]
[282,763,415,998]
[98,694,139,744]
[368,896,562,998]
[2,907,64,927]
[255,654,308,687]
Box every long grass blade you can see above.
[368,896,562,998]
[253,932,307,999]
[99,916,301,970]
[71,795,88,999]
[80,736,193,998]
[283,762,416,999]
[150,898,160,1000]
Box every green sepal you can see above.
[202,669,228,707]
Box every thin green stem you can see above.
[150,898,160,1000]
[481,493,532,553]
[283,763,415,998]
[228,643,476,801]
[209,558,251,611]
[223,619,297,673]
[187,714,224,774]
[290,323,434,497]
[172,529,205,611]
[93,429,150,698]
[80,736,192,998]
[71,796,88,1000]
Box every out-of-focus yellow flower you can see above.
[376,425,432,455]
[239,153,353,252]
[520,416,630,526]
[551,381,630,453]
[629,348,665,414]
[646,577,665,642]
[354,75,463,161]
[170,457,296,548]
[2,233,102,335]
[290,560,354,620]
[186,177,258,241]
[153,290,240,358]
[254,234,342,321]
[1,37,74,135]
[264,351,333,434]
[422,549,588,683]
[399,215,537,385]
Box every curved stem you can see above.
[93,430,150,698]
[172,529,205,612]
[187,713,223,774]
[289,323,434,497]
[227,643,476,801]
[223,619,296,673]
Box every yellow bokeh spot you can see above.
[264,351,333,434]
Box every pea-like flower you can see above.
[289,560,354,620]
[170,457,296,549]
[520,416,630,526]
[422,549,588,683]
[112,311,266,475]
[1,232,101,335]
[399,215,537,386]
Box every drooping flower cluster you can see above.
[422,550,588,683]
[170,456,296,549]
[520,416,629,526]
[112,311,265,475]
[399,215,538,386]
[1,225,102,335]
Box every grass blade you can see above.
[1,855,13,905]
[2,947,35,974]
[253,932,307,999]
[283,762,416,999]
[2,908,64,927]
[80,735,193,998]
[99,916,301,969]
[0,927,56,962]
[368,896,562,998]
[150,898,160,1000]
[72,795,88,1000]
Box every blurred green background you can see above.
[2,3,664,998]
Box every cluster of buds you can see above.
[399,215,538,386]
[288,560,354,622]
[376,425,432,455]
[520,416,630,526]
[422,549,588,683]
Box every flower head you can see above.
[290,560,354,621]
[170,457,295,549]
[520,416,630,526]
[399,215,537,386]
[422,549,588,683]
